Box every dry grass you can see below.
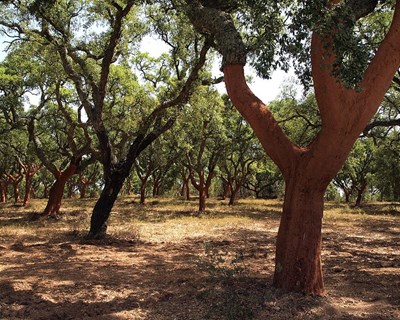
[0,196,399,320]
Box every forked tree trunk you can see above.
[41,161,79,217]
[11,180,21,204]
[273,177,325,294]
[21,164,42,207]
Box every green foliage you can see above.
[269,93,321,147]
[373,130,400,201]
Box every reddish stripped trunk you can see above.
[11,180,21,204]
[41,162,79,217]
[273,177,325,294]
[23,176,33,206]
[22,165,42,207]
[198,179,206,212]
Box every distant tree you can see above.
[220,97,263,205]
[334,139,375,207]
[243,158,282,199]
[373,130,400,201]
[0,1,212,237]
[178,87,227,212]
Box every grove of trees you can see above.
[1,0,400,295]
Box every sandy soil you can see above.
[0,199,399,319]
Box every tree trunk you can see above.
[80,183,88,199]
[199,186,206,212]
[344,190,351,203]
[185,179,190,200]
[354,182,367,207]
[0,181,6,203]
[88,170,127,238]
[140,182,146,204]
[228,184,240,205]
[41,160,79,217]
[12,180,21,204]
[222,179,231,200]
[228,192,236,206]
[67,182,75,198]
[273,177,325,295]
[23,175,33,207]
[125,179,132,195]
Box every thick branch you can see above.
[223,65,298,176]
[183,0,246,66]
[359,1,400,119]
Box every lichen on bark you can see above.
[183,0,247,67]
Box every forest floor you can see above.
[0,197,399,320]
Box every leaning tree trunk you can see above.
[88,169,128,239]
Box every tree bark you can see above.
[273,176,325,294]
[11,178,22,204]
[228,192,236,206]
[0,181,6,203]
[344,191,351,203]
[20,163,42,207]
[23,175,33,206]
[88,169,127,238]
[354,182,367,207]
[80,183,88,199]
[198,180,206,212]
[41,161,79,217]
[140,177,148,205]
[222,179,231,200]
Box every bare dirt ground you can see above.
[0,197,399,320]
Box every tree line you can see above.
[1,0,400,295]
